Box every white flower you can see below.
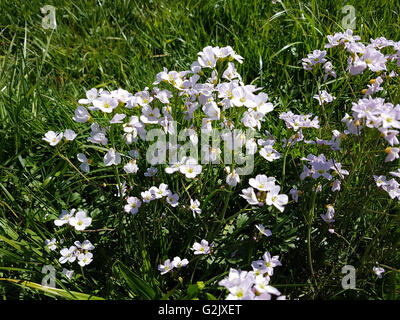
[202,101,221,120]
[192,239,210,255]
[64,129,77,141]
[254,275,281,296]
[54,209,75,226]
[225,166,240,186]
[385,147,400,162]
[249,175,276,192]
[166,191,179,207]
[361,46,387,72]
[240,187,259,205]
[111,88,132,103]
[123,160,138,174]
[172,257,189,268]
[165,158,184,174]
[289,188,300,202]
[180,158,202,179]
[104,148,121,166]
[389,169,400,178]
[88,123,108,145]
[141,190,155,203]
[198,46,218,69]
[201,145,221,163]
[73,106,90,123]
[124,197,142,214]
[123,116,146,143]
[265,185,288,212]
[74,240,95,251]
[78,88,98,104]
[77,252,93,267]
[68,211,92,231]
[155,89,173,104]
[253,252,282,276]
[140,106,161,124]
[62,269,74,280]
[144,167,158,177]
[110,113,126,124]
[256,224,272,237]
[259,145,281,162]
[92,95,119,113]
[373,265,385,278]
[218,268,254,289]
[190,199,201,217]
[44,238,57,251]
[332,179,341,192]
[59,246,77,264]
[77,153,90,173]
[226,277,255,300]
[43,131,63,146]
[158,183,170,197]
[313,90,335,105]
[321,205,335,223]
[158,259,174,275]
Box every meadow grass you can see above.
[1,0,400,300]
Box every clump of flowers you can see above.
[218,252,285,300]
[43,208,95,274]
[39,29,400,299]
[158,257,189,275]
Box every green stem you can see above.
[208,187,232,241]
[281,143,291,187]
[307,188,318,286]
[80,266,85,279]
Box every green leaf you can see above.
[0,235,23,251]
[236,213,249,229]
[184,283,199,299]
[205,292,217,300]
[0,278,104,300]
[112,260,158,300]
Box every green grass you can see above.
[1,0,400,300]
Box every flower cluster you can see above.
[43,209,95,274]
[158,256,189,275]
[218,252,285,300]
[54,209,92,231]
[59,45,280,189]
[350,97,400,155]
[43,129,77,146]
[157,240,210,275]
[279,111,320,132]
[59,240,95,267]
[240,175,288,212]
[139,183,180,208]
[374,174,400,200]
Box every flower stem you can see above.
[281,143,291,187]
[307,188,318,286]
